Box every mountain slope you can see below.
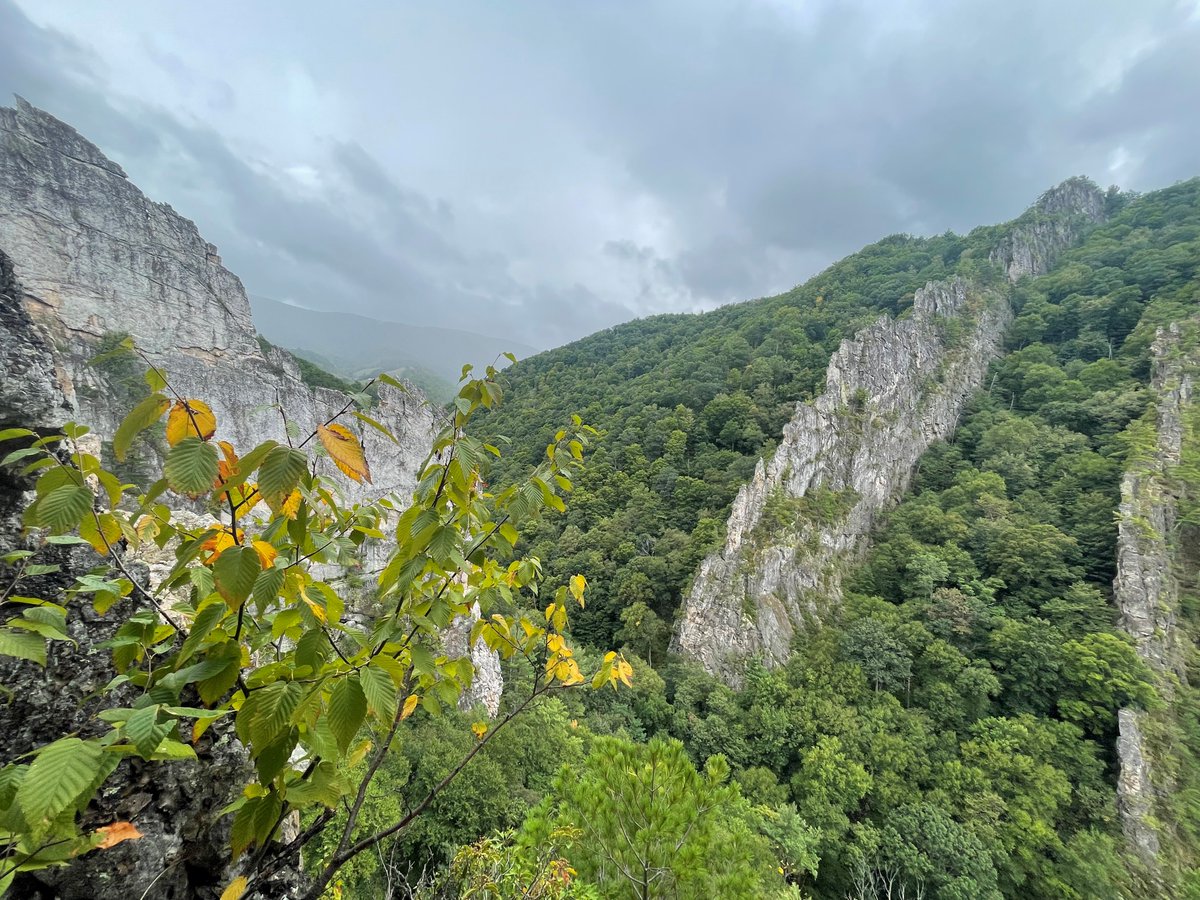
[475,177,1200,897]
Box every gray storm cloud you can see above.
[2,0,1198,350]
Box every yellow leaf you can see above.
[471,721,488,740]
[569,574,586,605]
[80,512,122,556]
[316,423,371,484]
[281,489,303,520]
[218,440,238,468]
[348,739,373,767]
[252,540,277,569]
[401,694,419,719]
[193,715,219,744]
[220,876,249,900]
[166,399,217,446]
[201,528,240,563]
[95,820,142,849]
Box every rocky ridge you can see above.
[673,179,1108,681]
[1112,322,1198,888]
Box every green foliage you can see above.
[524,735,797,899]
[0,356,632,897]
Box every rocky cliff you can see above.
[0,99,501,897]
[672,278,1010,678]
[1112,322,1199,891]
[673,179,1108,680]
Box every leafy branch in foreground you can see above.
[0,341,629,898]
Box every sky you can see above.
[2,0,1199,351]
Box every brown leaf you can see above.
[316,423,371,484]
[95,820,142,849]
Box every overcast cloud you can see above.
[2,0,1199,350]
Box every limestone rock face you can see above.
[671,278,1010,680]
[673,178,1108,682]
[0,97,433,506]
[1112,323,1197,883]
[988,177,1109,280]
[0,99,500,895]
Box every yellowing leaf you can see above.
[218,440,239,468]
[166,399,217,446]
[401,694,419,719]
[95,820,142,849]
[79,512,122,556]
[471,721,488,740]
[280,489,303,520]
[201,529,240,564]
[316,423,371,484]
[252,541,277,569]
[220,876,249,900]
[569,574,586,605]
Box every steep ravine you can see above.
[1112,321,1199,893]
[673,179,1108,681]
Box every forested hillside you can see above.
[447,178,1200,898]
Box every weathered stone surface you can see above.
[1112,322,1198,882]
[988,176,1108,280]
[445,603,505,717]
[1117,709,1161,864]
[0,97,434,506]
[0,99,499,896]
[672,278,1011,680]
[673,178,1107,682]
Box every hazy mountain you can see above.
[249,294,538,397]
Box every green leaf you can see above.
[327,676,367,753]
[0,427,35,443]
[164,437,219,497]
[252,567,285,613]
[361,663,398,724]
[255,730,298,785]
[248,681,302,748]
[36,484,92,534]
[179,601,227,664]
[231,792,282,859]
[285,760,343,808]
[113,395,169,462]
[257,446,307,508]
[0,629,46,665]
[125,705,169,758]
[16,738,105,833]
[197,641,243,706]
[352,411,398,443]
[213,546,261,609]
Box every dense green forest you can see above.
[311,179,1200,898]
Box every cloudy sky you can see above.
[2,1,1199,350]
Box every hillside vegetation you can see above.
[445,178,1200,898]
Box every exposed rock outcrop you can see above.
[1113,322,1198,887]
[674,179,1108,681]
[0,98,501,896]
[0,97,432,503]
[988,176,1109,280]
[672,278,1010,679]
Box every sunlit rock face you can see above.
[673,178,1108,683]
[0,99,502,897]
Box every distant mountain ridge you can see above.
[250,294,538,395]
